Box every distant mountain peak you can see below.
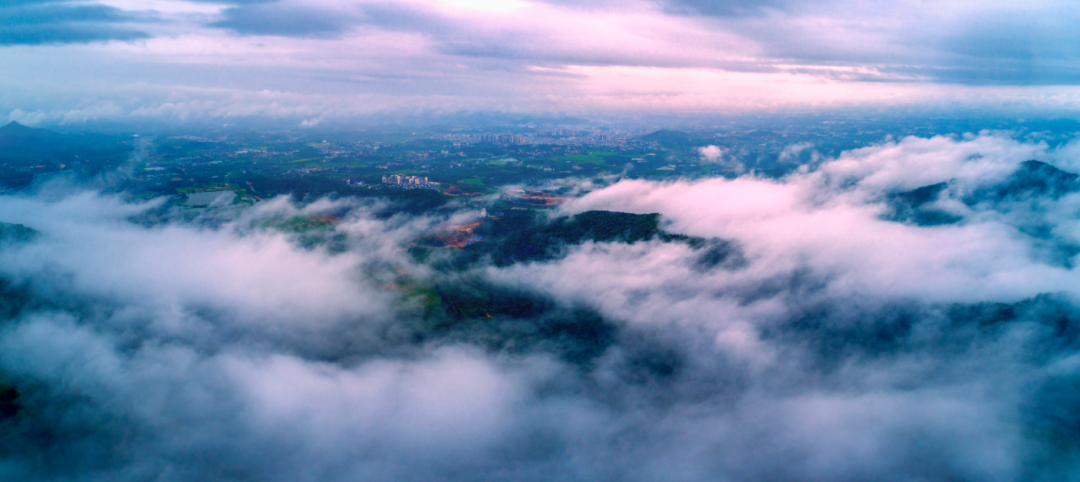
[0,121,55,139]
[1,121,38,133]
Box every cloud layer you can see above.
[2,133,1080,480]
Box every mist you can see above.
[2,133,1080,481]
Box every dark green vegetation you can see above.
[885,182,962,226]
[395,210,741,367]
[415,210,696,268]
[984,160,1080,202]
[886,160,1080,228]
[469,210,663,264]
[408,277,617,367]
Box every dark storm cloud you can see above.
[0,1,149,46]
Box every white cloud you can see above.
[778,141,813,162]
[697,144,724,162]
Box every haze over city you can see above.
[2,1,1080,481]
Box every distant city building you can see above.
[479,133,526,145]
[381,174,438,190]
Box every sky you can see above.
[4,0,1080,124]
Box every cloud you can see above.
[189,0,1080,88]
[697,144,724,162]
[4,134,1080,479]
[697,144,745,172]
[2,0,1080,123]
[211,2,357,37]
[778,141,813,162]
[659,0,793,17]
[559,135,1074,303]
[0,189,422,350]
[5,1,1080,120]
[0,1,150,46]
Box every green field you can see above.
[457,177,485,187]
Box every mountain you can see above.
[0,121,129,173]
[412,209,741,273]
[404,210,741,366]
[887,161,1080,227]
[0,121,64,148]
[988,160,1080,202]
[640,129,696,148]
[885,182,962,226]
[0,222,37,244]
